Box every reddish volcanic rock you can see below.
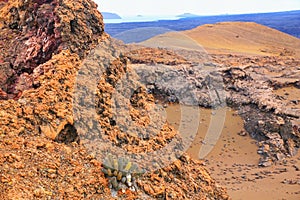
[126,46,189,65]
[0,0,104,99]
[3,0,298,199]
[0,0,230,199]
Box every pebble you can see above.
[293,165,299,171]
[121,177,126,183]
[237,131,247,136]
[259,160,272,167]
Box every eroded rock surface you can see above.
[0,0,230,199]
[124,48,299,166]
[1,0,298,199]
[0,0,103,99]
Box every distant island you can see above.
[177,13,200,18]
[102,12,122,19]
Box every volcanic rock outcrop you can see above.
[0,0,103,100]
[0,0,229,199]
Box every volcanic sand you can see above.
[166,104,300,200]
[141,22,300,58]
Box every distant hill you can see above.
[140,22,300,57]
[177,13,200,18]
[105,10,300,39]
[102,12,121,19]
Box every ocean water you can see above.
[104,15,180,24]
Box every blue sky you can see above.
[95,0,300,16]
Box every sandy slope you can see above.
[184,22,300,57]
[142,22,300,57]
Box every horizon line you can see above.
[102,9,300,18]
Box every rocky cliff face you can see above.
[0,0,229,199]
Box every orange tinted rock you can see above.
[0,1,231,200]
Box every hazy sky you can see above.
[95,0,300,16]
